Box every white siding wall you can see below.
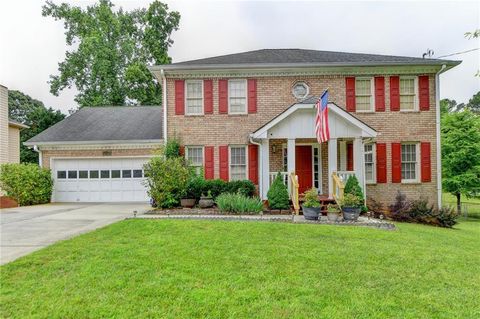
[8,127,20,163]
[0,85,8,164]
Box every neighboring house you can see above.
[26,49,460,207]
[0,85,29,164]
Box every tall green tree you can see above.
[441,110,480,214]
[466,91,480,114]
[42,0,180,107]
[8,90,65,163]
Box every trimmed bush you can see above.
[344,175,367,212]
[184,174,205,201]
[202,179,227,199]
[164,138,181,159]
[225,180,256,197]
[0,163,53,206]
[144,156,189,208]
[215,193,263,214]
[388,191,459,228]
[267,173,290,209]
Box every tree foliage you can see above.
[8,90,65,163]
[442,110,480,213]
[267,173,290,210]
[440,92,480,116]
[42,0,180,107]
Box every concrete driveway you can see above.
[0,203,150,265]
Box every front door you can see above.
[295,146,313,194]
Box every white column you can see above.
[287,138,296,174]
[339,141,347,171]
[328,138,338,198]
[353,137,365,195]
[260,139,270,199]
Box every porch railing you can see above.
[269,172,289,186]
[336,171,356,183]
[289,171,300,215]
[332,171,345,203]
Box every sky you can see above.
[0,0,479,114]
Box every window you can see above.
[228,79,247,114]
[57,171,66,179]
[68,171,77,179]
[401,143,419,182]
[313,147,320,189]
[90,170,99,178]
[230,146,247,180]
[101,170,110,179]
[364,144,375,183]
[186,146,203,175]
[400,77,417,111]
[185,80,203,115]
[133,169,143,178]
[122,170,132,178]
[111,170,121,178]
[282,147,288,172]
[292,81,310,100]
[79,170,88,179]
[355,78,373,112]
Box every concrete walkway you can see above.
[0,203,149,265]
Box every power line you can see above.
[436,48,479,59]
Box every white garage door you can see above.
[52,157,150,202]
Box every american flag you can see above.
[315,90,330,144]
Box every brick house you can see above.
[26,49,459,207]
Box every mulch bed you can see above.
[146,207,293,215]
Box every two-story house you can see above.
[26,49,460,207]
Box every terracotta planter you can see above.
[302,206,321,220]
[180,198,196,208]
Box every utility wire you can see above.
[436,48,479,59]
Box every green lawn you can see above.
[1,220,479,319]
[443,192,480,218]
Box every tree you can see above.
[466,91,480,114]
[442,110,480,214]
[8,90,65,163]
[42,0,180,107]
[440,98,464,116]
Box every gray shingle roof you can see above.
[161,48,460,68]
[25,106,162,144]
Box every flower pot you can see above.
[327,212,340,222]
[198,197,214,208]
[180,198,196,208]
[302,206,321,220]
[342,207,361,221]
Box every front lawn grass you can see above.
[1,219,479,318]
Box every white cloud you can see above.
[0,0,478,113]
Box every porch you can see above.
[250,99,377,204]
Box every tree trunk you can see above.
[456,192,462,215]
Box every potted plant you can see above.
[198,190,214,208]
[326,203,341,222]
[340,193,362,221]
[302,188,321,220]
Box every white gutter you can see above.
[160,69,167,145]
[436,64,447,208]
[24,139,163,146]
[33,145,42,167]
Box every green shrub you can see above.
[0,163,53,206]
[144,156,189,208]
[202,179,227,199]
[267,172,290,209]
[388,192,459,228]
[215,193,263,214]
[185,174,205,201]
[303,188,320,208]
[225,180,256,197]
[339,193,362,208]
[344,175,367,212]
[164,138,181,159]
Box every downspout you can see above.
[435,64,447,208]
[160,69,167,145]
[33,145,42,167]
[249,135,263,199]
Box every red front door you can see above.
[295,146,313,194]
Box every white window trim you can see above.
[355,77,374,113]
[228,79,248,115]
[364,143,376,184]
[229,145,248,181]
[185,145,204,167]
[401,142,420,183]
[185,80,204,116]
[399,76,419,112]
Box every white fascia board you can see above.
[24,139,163,147]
